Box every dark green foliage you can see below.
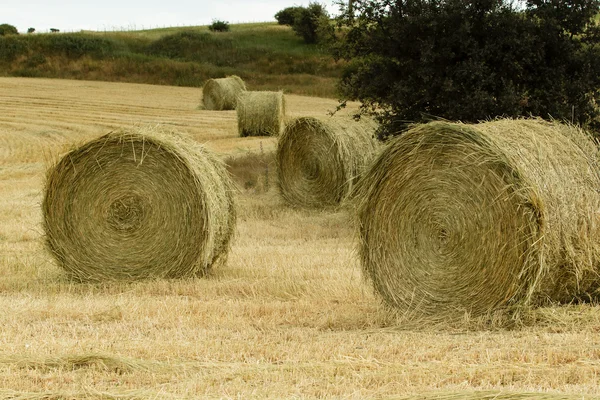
[334,0,600,137]
[27,27,35,34]
[208,20,230,32]
[0,35,28,61]
[24,53,46,68]
[42,34,126,58]
[0,33,127,62]
[291,2,332,44]
[275,7,303,25]
[275,3,333,44]
[0,24,18,36]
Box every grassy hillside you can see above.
[0,23,342,97]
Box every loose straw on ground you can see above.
[277,116,379,208]
[356,118,600,321]
[43,126,236,281]
[237,91,285,137]
[393,391,591,399]
[201,75,246,110]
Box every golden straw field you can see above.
[2,77,600,399]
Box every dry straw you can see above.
[0,389,170,400]
[277,116,379,208]
[0,353,149,373]
[43,125,236,281]
[237,90,286,137]
[356,119,600,321]
[201,75,246,110]
[393,391,591,399]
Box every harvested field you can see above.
[0,77,599,399]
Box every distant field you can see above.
[0,23,342,97]
[1,77,600,399]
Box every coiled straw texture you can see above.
[201,75,246,110]
[237,91,286,137]
[277,116,379,208]
[356,119,600,321]
[43,126,236,281]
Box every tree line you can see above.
[277,0,600,137]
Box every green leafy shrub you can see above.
[334,0,600,137]
[208,20,230,32]
[0,33,126,62]
[0,35,28,61]
[0,24,18,36]
[40,34,126,58]
[292,3,332,44]
[275,7,303,25]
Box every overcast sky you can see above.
[4,0,340,33]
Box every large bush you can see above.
[275,6,303,25]
[275,2,332,44]
[333,0,600,137]
[208,20,230,32]
[0,24,18,36]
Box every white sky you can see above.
[4,1,340,33]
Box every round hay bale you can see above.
[277,116,379,208]
[201,75,246,110]
[356,119,600,320]
[237,91,286,137]
[42,126,236,281]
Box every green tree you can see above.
[293,2,332,44]
[0,24,18,36]
[275,6,303,25]
[275,3,332,44]
[333,0,600,137]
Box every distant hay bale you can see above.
[42,126,236,281]
[356,118,600,321]
[277,116,379,208]
[201,75,246,110]
[237,91,286,137]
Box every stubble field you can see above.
[1,77,599,399]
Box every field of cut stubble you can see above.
[1,77,600,399]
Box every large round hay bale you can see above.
[43,126,236,281]
[201,75,246,110]
[277,116,379,208]
[237,91,286,137]
[356,119,600,320]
